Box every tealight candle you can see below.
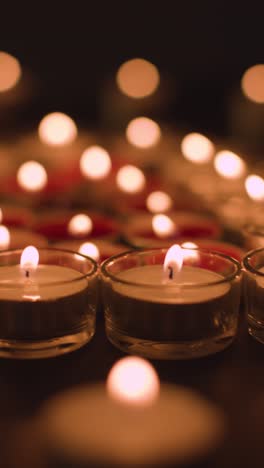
[243,248,264,344]
[0,247,98,358]
[38,357,225,467]
[101,245,241,359]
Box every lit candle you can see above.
[55,239,128,263]
[17,160,48,193]
[0,246,98,358]
[39,357,225,467]
[101,245,241,359]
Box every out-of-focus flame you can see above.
[38,112,77,146]
[17,161,48,192]
[116,165,146,193]
[0,225,10,250]
[68,214,93,237]
[214,151,246,179]
[181,241,199,260]
[116,58,160,99]
[107,356,159,407]
[241,64,264,104]
[80,145,112,180]
[126,117,161,148]
[152,214,176,238]
[146,191,173,213]
[181,133,214,164]
[245,174,264,201]
[0,51,21,92]
[78,242,100,261]
[163,244,183,281]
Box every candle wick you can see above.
[168,266,173,280]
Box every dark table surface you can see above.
[0,309,263,468]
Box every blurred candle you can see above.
[214,150,246,179]
[80,145,112,180]
[67,214,93,237]
[126,117,161,148]
[38,112,77,146]
[116,165,146,193]
[17,161,48,192]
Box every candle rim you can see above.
[0,247,98,288]
[243,247,264,276]
[101,247,241,289]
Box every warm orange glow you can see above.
[107,356,159,407]
[152,214,176,238]
[116,165,146,193]
[116,58,160,99]
[78,242,100,261]
[241,64,264,104]
[67,214,93,237]
[163,244,183,281]
[80,145,112,180]
[0,208,2,224]
[214,151,246,179]
[181,133,214,164]
[0,225,10,250]
[20,246,39,270]
[126,117,161,148]
[0,51,21,92]
[38,112,77,146]
[17,161,48,192]
[245,174,264,201]
[181,242,199,261]
[146,191,173,213]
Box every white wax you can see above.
[0,265,88,300]
[115,265,229,304]
[40,384,225,466]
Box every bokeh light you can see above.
[38,112,77,146]
[116,165,146,193]
[181,241,199,260]
[107,356,159,407]
[116,58,160,99]
[0,226,10,250]
[245,174,264,201]
[78,242,100,261]
[214,151,246,179]
[0,52,21,92]
[146,191,173,213]
[17,161,48,192]
[80,145,112,180]
[126,117,161,148]
[152,214,176,238]
[181,133,214,164]
[68,214,93,237]
[241,64,264,104]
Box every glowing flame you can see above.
[126,117,161,148]
[107,356,159,407]
[163,244,183,281]
[78,242,100,261]
[38,112,77,146]
[0,225,10,250]
[20,246,39,270]
[181,133,214,164]
[245,174,264,201]
[181,241,199,261]
[146,191,172,213]
[17,161,48,192]
[0,51,21,92]
[80,145,112,180]
[116,165,146,193]
[241,64,264,104]
[152,214,176,238]
[67,214,93,237]
[116,58,160,99]
[214,151,246,179]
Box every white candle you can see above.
[39,357,225,467]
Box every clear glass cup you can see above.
[243,248,264,344]
[0,248,98,358]
[101,248,242,359]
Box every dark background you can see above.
[0,2,263,137]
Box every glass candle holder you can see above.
[243,248,264,344]
[101,248,242,359]
[242,224,264,251]
[0,248,98,359]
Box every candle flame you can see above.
[152,214,176,238]
[146,191,172,213]
[163,244,183,281]
[245,174,264,201]
[20,246,39,270]
[68,214,93,237]
[126,117,161,149]
[116,165,146,194]
[0,225,10,250]
[78,242,100,261]
[214,151,246,179]
[181,133,214,164]
[17,161,48,192]
[107,356,160,407]
[116,58,160,99]
[80,145,112,180]
[38,112,77,146]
